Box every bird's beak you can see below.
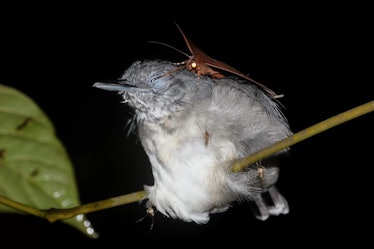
[93,82,131,92]
[93,81,150,93]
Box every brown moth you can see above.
[149,23,283,99]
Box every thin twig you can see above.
[0,191,146,223]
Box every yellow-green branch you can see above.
[0,191,146,223]
[231,100,374,172]
[0,100,373,222]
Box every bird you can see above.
[93,59,293,224]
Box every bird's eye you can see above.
[148,74,166,91]
[149,75,161,84]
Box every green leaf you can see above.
[0,84,98,238]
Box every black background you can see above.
[0,3,373,247]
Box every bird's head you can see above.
[93,60,204,121]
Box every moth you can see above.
[149,23,283,99]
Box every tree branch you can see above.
[231,100,374,172]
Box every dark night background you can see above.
[0,3,373,247]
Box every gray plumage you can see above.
[93,59,293,223]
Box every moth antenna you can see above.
[148,40,191,59]
[174,22,195,55]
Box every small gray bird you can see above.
[93,59,293,224]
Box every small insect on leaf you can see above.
[16,117,32,131]
[149,22,283,99]
[0,149,5,159]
